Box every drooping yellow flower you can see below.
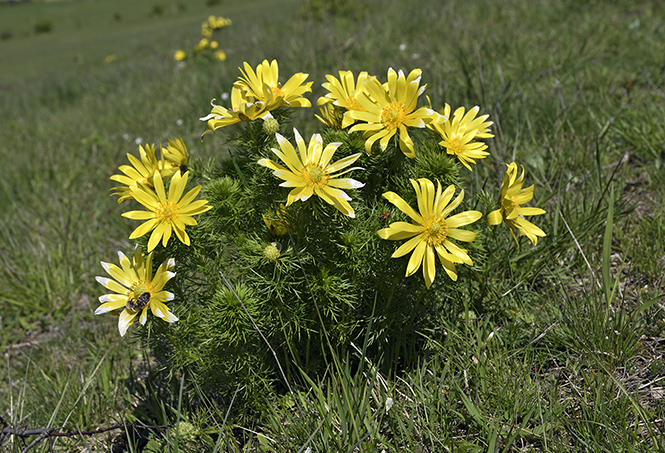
[487,163,546,245]
[235,59,312,111]
[258,129,364,218]
[345,68,445,158]
[111,143,165,203]
[94,248,178,337]
[174,50,186,61]
[200,86,271,135]
[317,70,375,128]
[378,178,482,287]
[429,104,494,171]
[161,137,189,176]
[122,171,212,252]
[262,204,290,236]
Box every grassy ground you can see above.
[1,0,665,451]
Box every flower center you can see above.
[270,85,285,98]
[448,137,465,156]
[380,102,407,130]
[302,164,327,187]
[503,195,520,214]
[423,215,448,246]
[155,200,179,224]
[127,282,152,312]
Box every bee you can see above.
[379,211,390,221]
[126,292,152,312]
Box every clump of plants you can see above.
[95,59,547,417]
[173,15,231,62]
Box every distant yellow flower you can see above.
[346,68,445,158]
[429,104,493,171]
[104,54,118,64]
[161,137,189,175]
[200,86,271,135]
[95,248,178,337]
[201,26,212,37]
[111,144,165,203]
[378,178,481,287]
[210,40,219,50]
[258,129,364,218]
[487,163,546,245]
[236,59,312,111]
[214,50,226,61]
[174,50,186,61]
[122,171,212,251]
[317,70,375,128]
[194,38,209,51]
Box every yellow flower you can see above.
[194,38,209,51]
[235,59,312,111]
[161,137,189,176]
[345,68,445,158]
[262,204,289,236]
[487,163,546,245]
[210,40,219,50]
[214,50,226,61]
[174,50,186,61]
[258,129,364,218]
[111,144,166,203]
[200,86,271,135]
[94,248,178,337]
[317,70,375,128]
[315,104,344,129]
[122,171,212,252]
[429,104,493,171]
[378,178,481,287]
[201,26,213,37]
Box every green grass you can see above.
[1,0,665,451]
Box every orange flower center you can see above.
[380,102,407,130]
[448,137,465,156]
[423,215,448,246]
[302,164,327,187]
[155,200,179,224]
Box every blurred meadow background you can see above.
[1,0,665,451]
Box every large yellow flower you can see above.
[317,70,374,128]
[94,248,178,337]
[345,68,445,158]
[200,86,271,135]
[429,104,494,171]
[378,178,482,287]
[257,129,364,218]
[122,171,211,251]
[235,59,312,111]
[487,163,546,245]
[110,144,165,203]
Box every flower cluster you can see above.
[97,60,547,340]
[200,59,312,135]
[97,137,210,336]
[174,15,232,62]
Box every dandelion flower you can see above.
[487,163,546,245]
[111,143,164,203]
[258,129,364,218]
[122,171,211,251]
[345,68,445,158]
[317,70,375,128]
[378,178,481,287]
[235,59,312,111]
[429,104,493,171]
[174,50,186,61]
[95,248,178,337]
